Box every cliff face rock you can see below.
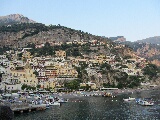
[122,41,160,66]
[0,14,36,26]
[135,44,160,66]
[115,46,137,59]
[136,44,160,58]
[133,36,160,66]
[122,48,136,57]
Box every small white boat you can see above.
[139,100,154,106]
[123,97,135,102]
[49,102,61,106]
[58,98,69,103]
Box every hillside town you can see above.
[1,2,160,119]
[0,39,149,92]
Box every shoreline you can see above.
[52,85,160,99]
[1,86,159,100]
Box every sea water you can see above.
[14,89,160,120]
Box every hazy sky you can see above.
[1,0,160,41]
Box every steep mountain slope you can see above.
[0,14,36,26]
[122,41,160,66]
[0,22,112,48]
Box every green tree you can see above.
[33,71,39,77]
[36,84,41,89]
[100,62,111,71]
[64,80,80,90]
[127,76,141,88]
[143,64,158,79]
[21,84,28,90]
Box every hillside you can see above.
[0,14,36,26]
[121,41,160,66]
[136,36,160,44]
[0,21,137,63]
[0,22,113,49]
[1,14,159,88]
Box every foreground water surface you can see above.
[14,89,160,120]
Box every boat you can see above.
[123,97,135,102]
[135,98,142,103]
[49,102,61,106]
[58,98,69,103]
[138,100,154,106]
[136,98,154,106]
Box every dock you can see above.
[10,103,46,113]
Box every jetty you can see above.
[0,101,47,114]
[11,103,46,113]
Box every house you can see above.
[9,63,38,87]
[22,51,33,61]
[55,50,66,58]
[37,69,48,84]
[45,66,58,78]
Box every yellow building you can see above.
[55,50,66,58]
[10,63,38,87]
[22,51,33,61]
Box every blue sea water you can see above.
[14,89,160,120]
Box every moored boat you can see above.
[58,98,69,103]
[138,100,154,106]
[123,97,135,102]
[49,102,61,106]
[136,98,154,106]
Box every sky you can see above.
[1,0,160,41]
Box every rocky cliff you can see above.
[0,14,36,26]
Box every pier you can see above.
[10,103,46,114]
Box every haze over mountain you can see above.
[0,14,36,26]
[136,36,160,44]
